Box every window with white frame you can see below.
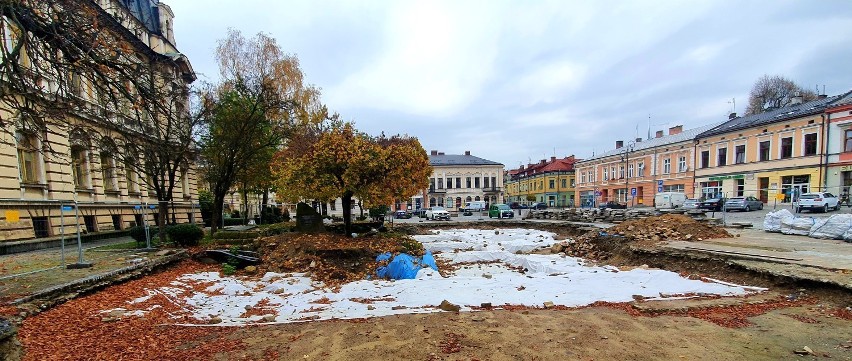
[70,145,89,189]
[610,166,615,180]
[16,131,40,184]
[628,164,634,178]
[619,165,624,179]
[603,168,608,181]
[663,158,671,174]
[678,156,687,172]
[638,162,644,177]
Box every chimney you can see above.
[655,130,664,138]
[668,125,683,135]
[430,150,438,155]
[519,165,525,170]
[464,150,471,156]
[635,137,642,142]
[819,94,828,99]
[550,156,556,162]
[728,112,737,120]
[790,92,803,105]
[540,159,546,165]
[615,140,624,149]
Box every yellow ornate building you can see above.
[506,156,577,207]
[0,0,199,241]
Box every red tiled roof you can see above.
[510,156,578,177]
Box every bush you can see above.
[129,225,159,245]
[166,223,204,247]
[219,217,244,227]
[212,231,260,240]
[221,263,236,276]
[400,238,424,256]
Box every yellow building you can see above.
[0,0,199,241]
[506,156,576,207]
[694,94,849,203]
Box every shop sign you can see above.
[841,165,852,171]
[708,174,744,181]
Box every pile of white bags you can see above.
[780,216,820,236]
[808,214,852,239]
[764,209,795,233]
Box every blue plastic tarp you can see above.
[375,250,439,280]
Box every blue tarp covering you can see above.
[375,250,439,280]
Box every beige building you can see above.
[406,151,504,211]
[0,0,199,241]
[694,93,849,203]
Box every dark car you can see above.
[599,201,627,210]
[394,210,412,219]
[509,202,529,209]
[699,198,726,211]
[529,202,548,210]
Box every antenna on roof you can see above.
[728,98,736,114]
[647,115,651,140]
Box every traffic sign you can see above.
[61,205,74,212]
[134,205,142,209]
[631,188,637,196]
[657,180,664,186]
[657,186,663,192]
[594,191,601,196]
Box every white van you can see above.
[654,192,687,210]
[463,201,487,212]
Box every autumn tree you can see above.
[200,29,321,234]
[273,122,432,236]
[0,0,201,231]
[745,75,818,115]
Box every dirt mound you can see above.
[608,214,731,244]
[255,233,419,288]
[558,214,731,260]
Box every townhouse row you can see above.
[574,91,852,207]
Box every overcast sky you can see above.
[169,0,852,169]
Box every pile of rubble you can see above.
[528,207,714,224]
[552,214,732,260]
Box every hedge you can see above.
[166,223,204,247]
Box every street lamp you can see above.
[619,141,636,207]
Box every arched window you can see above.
[69,130,91,189]
[16,131,40,183]
[465,196,472,202]
[446,197,453,208]
[429,197,436,207]
[455,197,462,208]
[474,196,480,201]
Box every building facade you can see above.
[694,94,849,203]
[409,151,504,211]
[0,0,199,241]
[575,124,719,207]
[506,156,577,207]
[823,94,852,197]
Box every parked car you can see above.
[425,206,451,220]
[394,210,412,219]
[413,208,427,218]
[654,192,687,210]
[724,196,764,212]
[510,202,529,209]
[698,198,726,211]
[598,201,627,210]
[488,204,514,219]
[463,201,487,212]
[681,199,700,210]
[529,202,548,210]
[797,192,840,213]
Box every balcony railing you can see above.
[428,187,446,194]
[482,187,502,193]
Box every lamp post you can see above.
[619,141,636,207]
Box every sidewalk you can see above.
[0,237,183,305]
[664,228,852,290]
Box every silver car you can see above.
[724,196,763,212]
[682,199,700,210]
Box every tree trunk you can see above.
[242,190,249,224]
[358,200,364,218]
[158,199,168,244]
[342,191,353,237]
[211,193,226,234]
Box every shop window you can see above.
[804,133,817,156]
[734,145,746,164]
[759,141,770,161]
[781,137,793,159]
[736,179,745,197]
